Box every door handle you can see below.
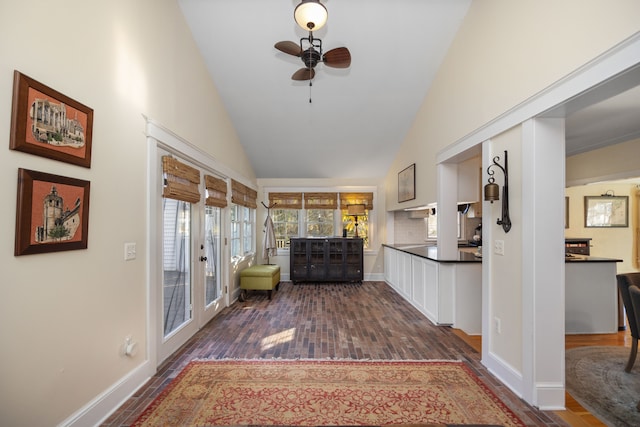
[199,256,207,262]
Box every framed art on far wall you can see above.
[15,168,90,256]
[584,195,629,228]
[10,70,94,168]
[398,163,416,203]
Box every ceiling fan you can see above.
[275,34,351,81]
[275,0,350,82]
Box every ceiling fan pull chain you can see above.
[309,80,312,103]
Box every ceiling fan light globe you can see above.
[294,1,328,32]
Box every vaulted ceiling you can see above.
[178,0,472,179]
[178,0,640,180]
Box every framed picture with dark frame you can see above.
[15,168,90,256]
[398,163,415,203]
[10,70,93,168]
[584,195,629,228]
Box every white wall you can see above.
[384,0,640,211]
[566,138,640,186]
[484,128,524,371]
[566,139,640,272]
[566,183,639,273]
[0,1,254,425]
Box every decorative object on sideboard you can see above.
[347,204,366,238]
[484,150,511,233]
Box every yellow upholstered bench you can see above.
[239,264,280,301]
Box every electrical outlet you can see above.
[494,239,504,256]
[124,242,136,261]
[494,317,502,334]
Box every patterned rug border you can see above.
[193,358,463,363]
[135,359,524,427]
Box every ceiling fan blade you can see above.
[275,41,302,57]
[292,68,315,81]
[323,47,351,68]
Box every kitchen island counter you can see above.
[565,255,622,334]
[383,244,481,263]
[383,244,481,334]
[565,254,623,263]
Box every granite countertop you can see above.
[383,244,481,263]
[384,244,623,264]
[564,254,623,263]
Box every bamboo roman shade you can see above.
[231,179,257,208]
[339,192,374,210]
[204,174,227,208]
[304,192,338,209]
[268,192,303,209]
[266,192,373,210]
[162,156,201,203]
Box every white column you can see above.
[437,162,458,259]
[521,117,566,409]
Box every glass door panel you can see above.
[162,198,192,337]
[204,205,221,306]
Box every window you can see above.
[341,209,369,248]
[230,179,256,258]
[242,206,253,253]
[426,210,462,240]
[306,209,335,237]
[230,204,254,257]
[272,208,299,248]
[204,205,221,305]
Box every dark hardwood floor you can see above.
[102,281,627,426]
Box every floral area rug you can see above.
[132,359,524,426]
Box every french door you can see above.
[156,148,225,364]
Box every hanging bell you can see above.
[484,182,500,203]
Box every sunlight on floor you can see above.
[261,328,296,351]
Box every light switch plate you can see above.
[494,239,504,256]
[124,242,136,261]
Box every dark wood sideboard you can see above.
[290,237,363,284]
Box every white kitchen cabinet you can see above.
[383,246,398,287]
[384,245,480,333]
[384,246,412,299]
[396,250,412,299]
[411,255,440,323]
[452,262,482,334]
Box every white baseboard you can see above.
[58,360,154,427]
[483,350,524,400]
[483,350,565,409]
[534,382,566,410]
